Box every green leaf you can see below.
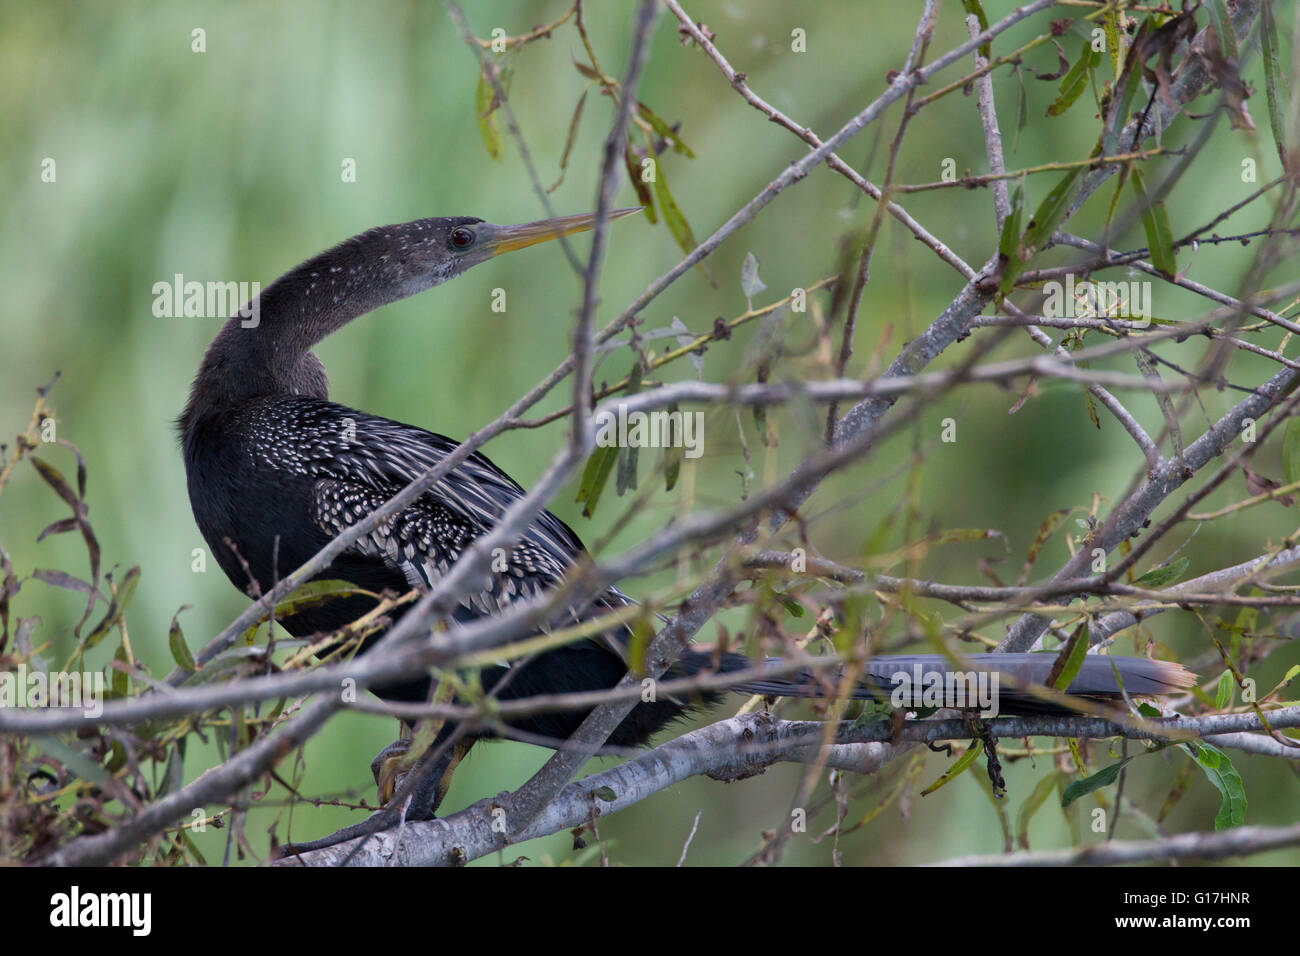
[1102,164,1129,239]
[1230,596,1259,659]
[1284,416,1300,487]
[1015,770,1061,849]
[1214,670,1233,711]
[1131,167,1176,275]
[168,606,197,671]
[615,361,643,496]
[624,145,657,224]
[1182,742,1247,829]
[1207,0,1240,63]
[650,161,708,281]
[1045,41,1091,117]
[1014,68,1028,150]
[82,566,141,650]
[933,528,1003,545]
[1083,389,1101,429]
[1260,0,1290,171]
[30,456,80,508]
[1061,754,1142,807]
[920,740,983,796]
[110,642,129,697]
[592,785,618,802]
[1045,70,1086,117]
[273,579,366,618]
[1017,507,1076,586]
[475,62,504,161]
[663,402,683,491]
[1047,68,1089,118]
[1023,166,1083,251]
[1134,556,1189,589]
[576,444,618,518]
[615,444,639,496]
[1000,167,1084,293]
[178,828,208,865]
[548,88,588,193]
[1102,56,1142,156]
[159,741,186,798]
[998,177,1025,261]
[1103,8,1122,79]
[105,739,127,773]
[33,735,117,790]
[1046,623,1089,693]
[961,0,991,60]
[625,614,655,676]
[636,101,694,157]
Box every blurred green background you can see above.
[1,0,1296,865]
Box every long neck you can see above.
[181,224,441,428]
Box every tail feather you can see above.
[687,651,1194,715]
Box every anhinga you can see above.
[180,210,1194,842]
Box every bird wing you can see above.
[254,397,632,638]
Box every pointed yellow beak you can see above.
[482,207,643,256]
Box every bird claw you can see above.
[369,733,469,819]
[371,737,415,805]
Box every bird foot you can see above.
[371,737,417,806]
[371,733,470,818]
[964,711,1006,799]
[276,736,470,859]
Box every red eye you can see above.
[450,227,475,249]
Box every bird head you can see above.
[383,207,643,293]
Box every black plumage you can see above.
[180,211,1194,826]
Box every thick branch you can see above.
[278,706,1300,866]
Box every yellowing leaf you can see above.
[475,63,504,161]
